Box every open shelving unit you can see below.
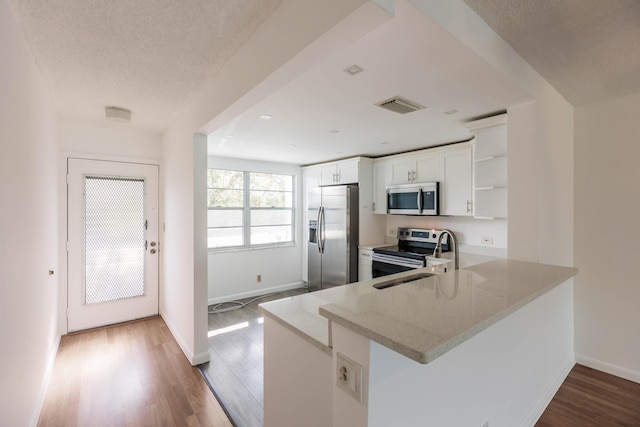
[464,113,508,219]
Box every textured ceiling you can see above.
[463,0,640,106]
[7,0,284,131]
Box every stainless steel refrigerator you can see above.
[307,185,359,292]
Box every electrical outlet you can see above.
[336,352,363,403]
[388,228,397,237]
[481,236,493,246]
[257,274,262,283]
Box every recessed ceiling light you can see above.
[288,144,296,148]
[105,106,131,123]
[259,114,272,120]
[380,141,390,145]
[343,64,364,75]
[337,151,343,155]
[444,109,459,115]
[329,129,340,134]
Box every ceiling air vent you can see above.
[375,96,425,114]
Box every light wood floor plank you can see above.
[38,316,231,427]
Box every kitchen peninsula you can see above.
[259,254,578,427]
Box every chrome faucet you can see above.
[433,229,459,270]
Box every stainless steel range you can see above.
[372,228,450,278]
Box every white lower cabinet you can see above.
[358,248,373,281]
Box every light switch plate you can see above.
[336,352,363,403]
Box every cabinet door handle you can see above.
[407,171,411,182]
[467,200,472,213]
[412,171,416,181]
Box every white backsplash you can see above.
[385,215,507,249]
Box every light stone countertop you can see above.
[259,255,578,364]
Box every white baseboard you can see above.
[30,333,61,427]
[192,350,211,365]
[160,313,201,366]
[208,281,306,306]
[576,353,640,384]
[519,357,575,427]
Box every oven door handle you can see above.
[372,254,424,269]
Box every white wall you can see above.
[574,92,640,382]
[263,318,333,427]
[385,215,508,249]
[162,0,390,364]
[207,157,303,303]
[58,116,163,159]
[56,117,162,334]
[0,2,59,425]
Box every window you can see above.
[207,169,294,249]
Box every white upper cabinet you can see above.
[415,153,440,182]
[372,159,389,214]
[319,158,359,185]
[440,147,473,216]
[389,152,440,184]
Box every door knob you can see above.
[150,249,157,254]
[150,242,157,247]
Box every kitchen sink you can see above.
[373,272,435,290]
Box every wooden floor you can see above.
[199,288,308,427]
[38,316,231,427]
[536,364,640,427]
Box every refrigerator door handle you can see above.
[317,206,324,253]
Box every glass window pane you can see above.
[208,189,243,208]
[208,169,243,189]
[251,209,292,226]
[208,209,242,227]
[250,190,292,208]
[251,225,292,245]
[208,227,243,248]
[250,173,292,191]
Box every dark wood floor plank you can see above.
[536,364,640,427]
[38,316,231,427]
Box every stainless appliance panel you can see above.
[306,185,358,291]
[320,186,347,288]
[387,182,439,215]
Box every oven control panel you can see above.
[397,227,447,245]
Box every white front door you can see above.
[67,158,159,332]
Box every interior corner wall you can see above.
[207,157,304,303]
[0,1,60,425]
[409,0,574,267]
[161,0,388,364]
[161,125,198,363]
[574,92,640,383]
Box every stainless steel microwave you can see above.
[387,182,439,215]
